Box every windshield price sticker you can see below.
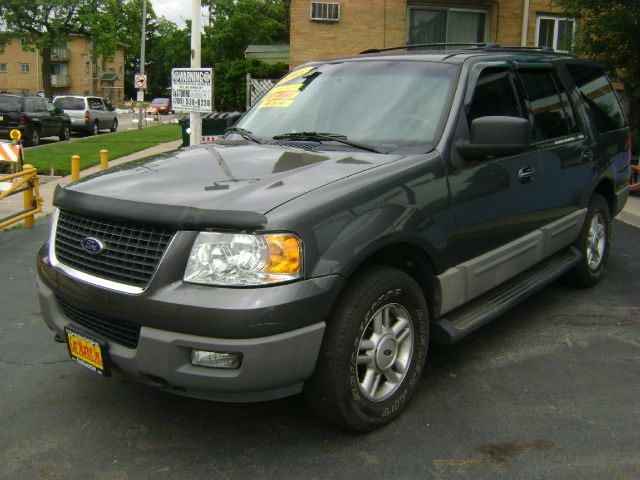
[171,68,214,113]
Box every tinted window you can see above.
[24,98,36,112]
[519,70,578,141]
[36,98,48,112]
[0,96,21,112]
[566,64,626,132]
[468,68,523,124]
[54,97,86,110]
[88,98,104,110]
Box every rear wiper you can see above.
[225,127,262,144]
[272,132,386,154]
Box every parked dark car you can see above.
[53,95,117,135]
[147,98,172,115]
[38,45,631,431]
[0,94,71,146]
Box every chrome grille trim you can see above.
[49,208,176,294]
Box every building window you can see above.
[20,63,30,74]
[536,15,576,52]
[20,37,28,48]
[310,2,340,21]
[407,6,488,45]
[0,63,7,73]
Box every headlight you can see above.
[184,232,302,286]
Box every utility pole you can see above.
[190,0,202,146]
[137,0,147,129]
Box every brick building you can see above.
[288,0,576,67]
[0,35,126,101]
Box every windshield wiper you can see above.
[272,132,386,154]
[225,127,262,144]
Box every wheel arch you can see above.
[593,177,616,214]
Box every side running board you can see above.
[433,247,581,344]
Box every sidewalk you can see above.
[0,140,182,229]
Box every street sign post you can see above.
[171,68,213,114]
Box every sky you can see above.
[150,0,209,29]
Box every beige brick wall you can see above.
[289,0,566,68]
[0,35,126,101]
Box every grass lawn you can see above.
[23,124,182,175]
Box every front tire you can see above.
[304,266,429,431]
[565,194,611,287]
[59,124,71,141]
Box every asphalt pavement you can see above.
[0,217,639,479]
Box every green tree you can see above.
[145,18,190,97]
[202,0,288,63]
[0,0,139,99]
[554,0,640,148]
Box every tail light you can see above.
[19,113,27,123]
[85,110,90,121]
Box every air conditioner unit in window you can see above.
[310,2,340,22]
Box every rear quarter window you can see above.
[54,97,86,110]
[0,97,21,112]
[566,64,626,132]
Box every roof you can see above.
[99,73,119,82]
[245,44,290,54]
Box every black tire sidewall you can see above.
[569,194,611,286]
[347,283,428,424]
[111,119,118,132]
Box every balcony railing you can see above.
[51,48,70,62]
[51,74,71,87]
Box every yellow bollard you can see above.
[100,149,109,170]
[23,164,34,229]
[71,155,80,181]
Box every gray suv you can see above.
[53,95,117,135]
[37,46,631,431]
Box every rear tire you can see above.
[110,119,118,132]
[27,127,41,147]
[565,194,611,287]
[304,266,429,431]
[91,122,99,136]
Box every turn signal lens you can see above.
[266,234,300,274]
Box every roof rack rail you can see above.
[359,43,565,55]
[360,43,497,54]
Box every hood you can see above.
[64,144,403,215]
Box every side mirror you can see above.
[457,116,530,160]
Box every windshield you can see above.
[0,96,21,112]
[152,98,169,104]
[237,60,457,152]
[54,97,85,110]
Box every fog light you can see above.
[191,350,242,369]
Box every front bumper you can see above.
[37,243,344,402]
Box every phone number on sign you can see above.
[174,98,211,107]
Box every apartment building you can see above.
[0,35,126,101]
[288,0,576,67]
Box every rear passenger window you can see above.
[518,70,578,141]
[468,68,523,124]
[566,64,626,132]
[88,98,104,110]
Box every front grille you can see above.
[57,296,140,348]
[54,210,175,288]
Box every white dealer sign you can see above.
[171,68,213,113]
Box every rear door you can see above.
[88,97,106,128]
[0,96,22,132]
[514,66,590,221]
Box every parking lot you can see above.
[0,218,638,480]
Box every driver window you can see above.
[467,68,524,125]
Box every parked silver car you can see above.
[53,95,118,135]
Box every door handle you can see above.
[518,166,536,183]
[581,150,594,162]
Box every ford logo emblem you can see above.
[80,237,105,255]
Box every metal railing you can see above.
[0,165,42,229]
